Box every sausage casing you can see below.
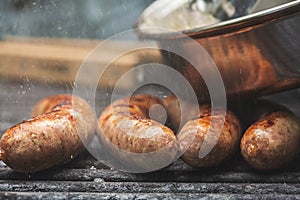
[0,94,96,173]
[163,95,199,132]
[98,94,179,172]
[178,105,242,168]
[240,109,300,170]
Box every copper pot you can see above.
[136,0,300,101]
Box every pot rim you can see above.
[136,0,300,39]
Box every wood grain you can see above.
[0,36,162,89]
[1,192,299,200]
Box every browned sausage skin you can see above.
[163,95,242,168]
[162,95,200,132]
[178,105,242,168]
[0,94,96,173]
[241,108,300,170]
[98,94,179,171]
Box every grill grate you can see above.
[0,80,300,199]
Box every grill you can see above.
[1,0,300,199]
[1,80,300,200]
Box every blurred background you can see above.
[0,0,154,39]
[0,0,158,130]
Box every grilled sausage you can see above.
[0,94,96,173]
[240,101,300,170]
[98,94,179,172]
[178,105,242,168]
[163,95,199,132]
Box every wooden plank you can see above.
[0,41,134,89]
[0,167,300,183]
[0,192,298,200]
[3,36,157,52]
[0,36,162,89]
[62,152,300,173]
[0,180,300,194]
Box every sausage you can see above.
[0,94,96,173]
[177,104,242,168]
[162,95,199,132]
[240,101,300,170]
[98,94,179,172]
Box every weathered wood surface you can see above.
[1,192,300,200]
[0,80,300,199]
[0,36,162,89]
